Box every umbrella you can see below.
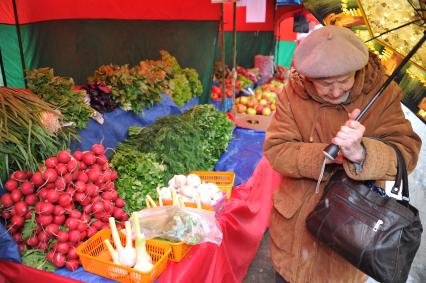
[301,0,426,158]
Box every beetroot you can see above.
[4,179,18,192]
[36,215,53,226]
[58,194,72,207]
[24,194,37,205]
[14,201,28,217]
[56,163,68,176]
[67,159,78,172]
[43,168,58,183]
[46,189,60,203]
[56,242,70,254]
[53,215,66,225]
[65,218,79,230]
[30,172,44,186]
[67,246,79,260]
[11,215,25,227]
[1,194,13,207]
[91,144,105,155]
[65,259,80,271]
[21,181,35,195]
[52,253,66,268]
[55,177,67,191]
[12,170,27,181]
[45,224,59,236]
[73,150,83,161]
[57,150,71,164]
[82,152,96,165]
[68,230,81,243]
[115,198,125,208]
[45,157,58,168]
[10,189,23,203]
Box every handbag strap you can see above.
[384,142,410,205]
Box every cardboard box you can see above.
[234,111,275,131]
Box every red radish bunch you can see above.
[0,144,128,271]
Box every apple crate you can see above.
[234,111,275,131]
[76,229,171,283]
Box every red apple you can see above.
[248,97,258,108]
[256,104,264,115]
[236,104,247,113]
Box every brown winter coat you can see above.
[263,54,421,283]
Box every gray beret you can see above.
[293,25,369,78]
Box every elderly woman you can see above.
[264,25,421,283]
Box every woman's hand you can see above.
[331,108,366,163]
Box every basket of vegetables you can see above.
[76,215,171,283]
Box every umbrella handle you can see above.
[323,31,426,160]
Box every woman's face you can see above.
[309,72,356,104]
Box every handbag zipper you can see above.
[334,193,384,232]
[373,220,383,232]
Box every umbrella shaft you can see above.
[356,31,426,122]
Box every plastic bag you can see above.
[135,206,223,246]
[254,55,274,82]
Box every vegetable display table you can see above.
[1,97,278,283]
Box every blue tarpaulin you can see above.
[0,223,21,263]
[1,96,266,282]
[71,94,199,153]
[215,128,265,186]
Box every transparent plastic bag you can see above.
[135,206,223,245]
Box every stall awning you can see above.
[0,0,221,24]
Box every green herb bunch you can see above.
[26,68,93,130]
[111,105,234,212]
[111,150,166,213]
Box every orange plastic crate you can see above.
[76,229,171,283]
[147,238,192,262]
[191,171,235,199]
[160,191,226,214]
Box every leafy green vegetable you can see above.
[22,213,36,240]
[88,64,160,113]
[26,68,93,130]
[21,248,56,272]
[111,150,167,213]
[111,105,234,213]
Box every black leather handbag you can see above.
[306,144,423,283]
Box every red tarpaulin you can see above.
[0,259,83,283]
[0,0,221,24]
[158,157,281,283]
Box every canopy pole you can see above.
[11,0,27,87]
[221,3,227,112]
[0,48,7,87]
[231,1,237,115]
